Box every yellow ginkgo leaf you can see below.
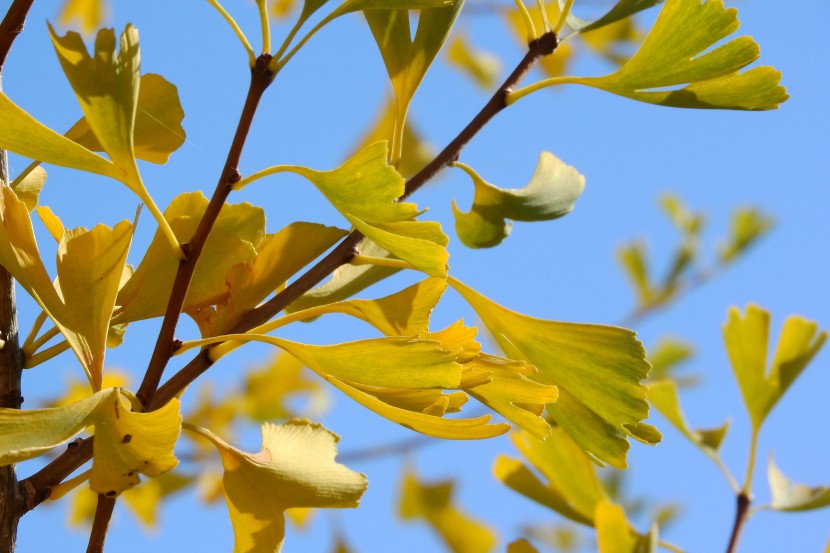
[450,277,659,468]
[115,192,265,323]
[58,0,108,34]
[507,538,539,553]
[189,222,347,337]
[243,352,327,422]
[0,388,181,496]
[185,420,367,553]
[10,167,47,211]
[0,187,133,389]
[399,469,497,553]
[236,142,449,276]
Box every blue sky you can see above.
[5,0,828,551]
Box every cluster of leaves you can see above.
[0,0,809,552]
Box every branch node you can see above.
[531,31,559,57]
[226,168,242,185]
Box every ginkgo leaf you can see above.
[446,34,501,89]
[723,305,826,430]
[718,207,774,264]
[330,0,454,19]
[286,276,446,336]
[287,240,402,312]
[465,354,559,439]
[767,456,830,512]
[399,469,497,553]
[365,1,462,164]
[0,187,133,389]
[451,278,659,468]
[648,379,730,455]
[618,240,652,305]
[576,0,664,33]
[0,387,181,496]
[239,142,448,276]
[185,420,367,553]
[65,73,186,164]
[115,192,265,323]
[59,0,108,34]
[595,502,656,553]
[243,352,327,422]
[647,337,694,383]
[10,167,47,211]
[451,153,585,248]
[189,223,346,336]
[515,0,788,110]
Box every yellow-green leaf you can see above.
[507,538,540,553]
[256,142,448,276]
[190,223,347,336]
[648,379,729,455]
[465,354,558,439]
[243,352,327,422]
[399,469,497,553]
[452,152,585,248]
[617,240,652,305]
[647,337,694,383]
[115,192,265,323]
[577,0,663,33]
[0,388,180,496]
[523,0,788,110]
[451,277,659,468]
[595,502,648,553]
[723,305,827,430]
[65,73,186,164]
[718,207,774,264]
[185,420,367,553]
[768,456,830,512]
[446,34,501,89]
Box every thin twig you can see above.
[86,495,116,553]
[0,0,34,69]
[725,492,751,553]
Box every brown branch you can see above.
[86,495,116,553]
[135,54,275,406]
[725,492,751,553]
[0,0,34,70]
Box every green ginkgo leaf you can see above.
[451,277,659,468]
[115,192,265,323]
[65,73,186,165]
[185,420,367,553]
[237,142,448,276]
[648,379,730,455]
[452,152,585,248]
[576,0,664,33]
[718,207,774,264]
[0,387,181,496]
[723,305,826,430]
[767,456,830,512]
[516,0,788,110]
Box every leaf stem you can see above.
[23,324,60,357]
[22,340,69,368]
[535,0,551,32]
[86,494,116,553]
[21,310,48,352]
[205,0,257,67]
[554,0,575,34]
[742,427,759,493]
[349,255,413,270]
[513,0,537,43]
[256,0,271,54]
[231,164,292,190]
[134,55,274,407]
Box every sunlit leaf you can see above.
[648,379,729,455]
[452,152,585,248]
[0,388,180,496]
[618,241,651,305]
[526,0,788,110]
[189,222,347,336]
[446,34,501,89]
[399,469,497,553]
[115,192,265,323]
[65,73,186,164]
[660,194,703,236]
[768,456,830,512]
[579,16,644,66]
[595,502,656,553]
[578,0,663,33]
[451,278,659,468]
[646,337,695,383]
[723,305,827,430]
[0,188,133,389]
[9,167,47,211]
[465,354,558,439]
[275,142,448,276]
[185,420,367,553]
[243,352,327,422]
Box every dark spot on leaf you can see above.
[121,434,132,444]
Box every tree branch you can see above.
[725,492,751,553]
[0,0,34,70]
[135,54,275,406]
[86,495,115,553]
